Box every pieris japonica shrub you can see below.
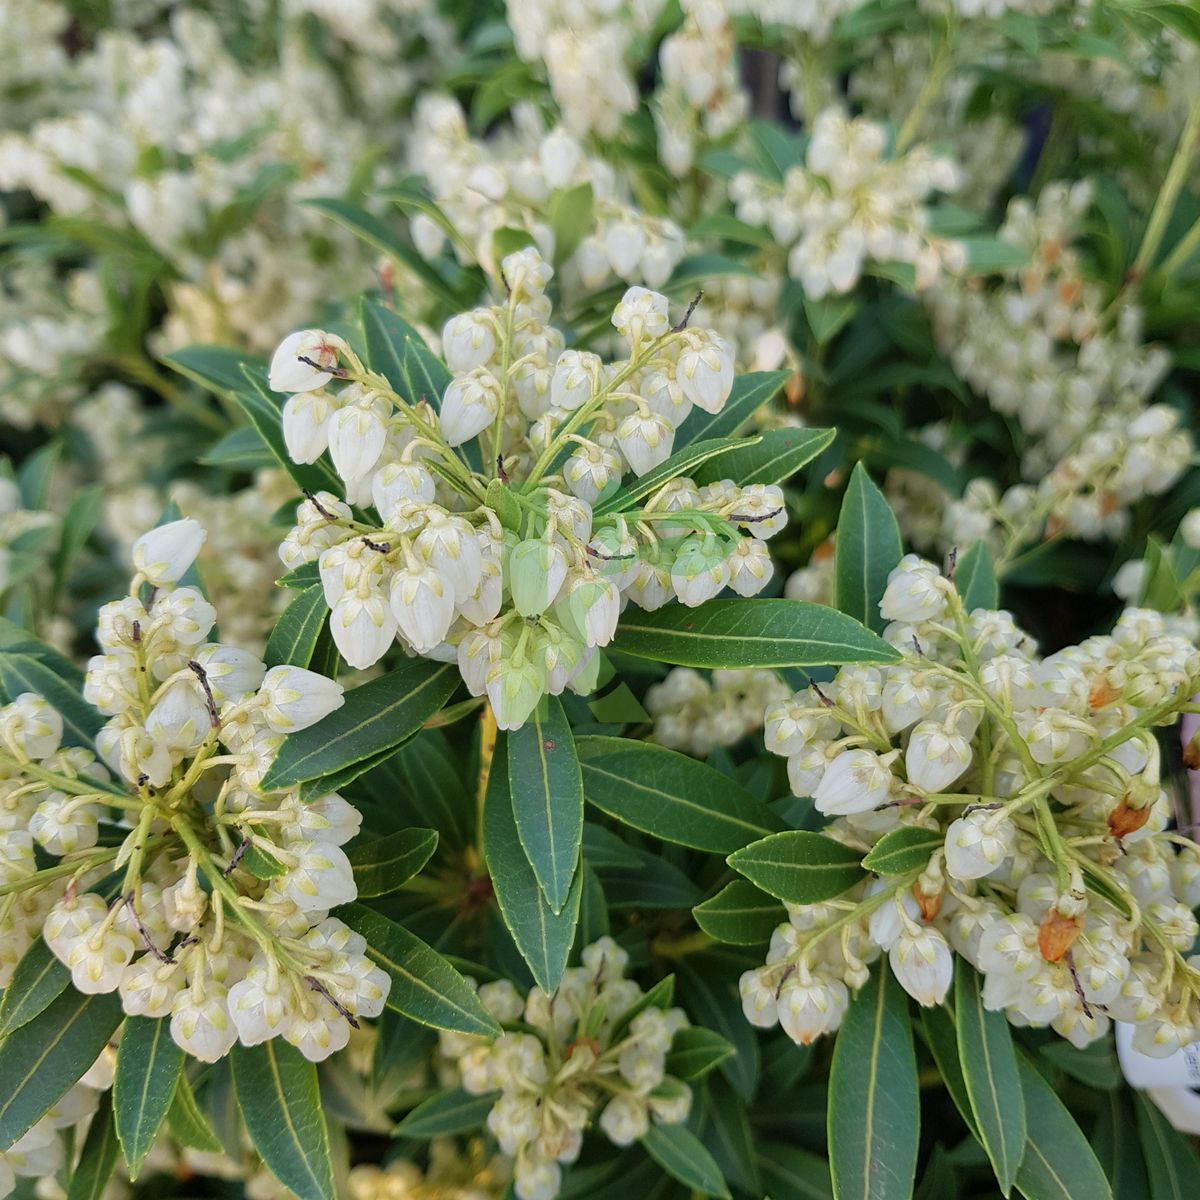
[4,1,1200,1199]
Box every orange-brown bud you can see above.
[566,1036,601,1061]
[1107,797,1152,840]
[785,371,805,407]
[1038,909,1082,963]
[1184,730,1200,771]
[1088,674,1118,711]
[913,884,943,923]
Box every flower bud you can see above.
[390,563,455,653]
[442,309,497,373]
[282,390,335,463]
[132,518,206,586]
[944,811,1015,881]
[257,666,345,733]
[439,367,503,446]
[509,539,569,617]
[813,748,892,816]
[889,927,953,1006]
[616,410,673,476]
[905,721,972,793]
[327,396,388,483]
[269,330,346,393]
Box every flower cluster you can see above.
[646,667,789,756]
[440,939,693,1200]
[0,518,391,1062]
[731,107,964,299]
[271,248,784,729]
[348,1142,508,1200]
[742,555,1200,1054]
[407,96,685,289]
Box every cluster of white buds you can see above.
[925,182,1186,547]
[0,518,391,1062]
[439,939,693,1200]
[784,537,836,607]
[271,247,782,730]
[731,107,965,299]
[646,667,790,757]
[407,96,685,289]
[720,0,864,42]
[742,555,1200,1054]
[347,1141,509,1200]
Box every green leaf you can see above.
[674,371,793,447]
[360,295,423,396]
[1095,1092,1149,1200]
[231,1041,335,1200]
[493,225,538,264]
[0,989,124,1147]
[727,831,866,904]
[760,1143,834,1200]
[961,237,1031,274]
[955,542,999,610]
[17,440,61,510]
[166,1074,222,1154]
[954,965,1025,1196]
[594,436,756,516]
[507,697,584,914]
[0,652,103,750]
[692,427,837,487]
[262,660,459,790]
[199,426,274,470]
[834,462,903,635]
[581,822,642,869]
[66,1090,119,1200]
[162,345,264,400]
[615,599,899,669]
[0,937,70,1038]
[1140,536,1185,612]
[403,337,452,413]
[339,903,500,1036]
[1133,1089,1200,1200]
[1038,1037,1122,1090]
[642,1121,731,1198]
[113,1016,184,1179]
[828,966,919,1200]
[1014,1057,1112,1200]
[394,1087,495,1138]
[804,293,859,344]
[577,736,784,853]
[861,827,945,876]
[264,584,331,670]
[665,1027,737,1081]
[694,879,786,944]
[52,485,103,601]
[347,828,439,898]
[233,367,342,495]
[549,182,595,264]
[484,736,581,991]
[918,1005,978,1139]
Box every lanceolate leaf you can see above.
[728,831,865,904]
[665,1027,738,1081]
[262,659,459,789]
[347,827,439,898]
[483,736,581,991]
[166,1074,222,1154]
[231,1041,335,1200]
[161,345,266,400]
[693,879,785,945]
[339,903,499,1037]
[642,1121,731,1199]
[834,462,903,634]
[1133,1088,1200,1200]
[614,599,900,669]
[360,295,426,396]
[955,541,999,609]
[0,988,124,1147]
[675,370,793,447]
[264,584,331,670]
[828,967,919,1200]
[508,697,584,914]
[954,965,1026,1195]
[113,1016,184,1178]
[0,652,103,749]
[861,827,945,876]
[403,337,452,412]
[1014,1057,1113,1200]
[0,936,70,1038]
[577,736,784,853]
[692,426,837,487]
[393,1087,495,1138]
[66,1090,119,1200]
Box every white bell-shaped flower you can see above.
[442,309,498,373]
[777,973,849,1045]
[889,927,954,1006]
[257,666,345,733]
[439,367,503,446]
[390,562,456,653]
[813,748,893,816]
[268,330,345,393]
[944,811,1016,881]
[170,984,238,1062]
[330,588,397,670]
[905,721,972,793]
[676,331,735,414]
[616,410,673,476]
[282,390,335,463]
[132,519,206,586]
[327,396,388,484]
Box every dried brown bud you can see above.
[1038,909,1082,963]
[1107,796,1152,840]
[913,884,943,923]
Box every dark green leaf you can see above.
[394,1087,495,1138]
[728,831,865,904]
[0,937,70,1038]
[166,1074,222,1154]
[1133,1089,1200,1200]
[642,1121,730,1198]
[264,584,331,670]
[508,697,584,914]
[0,653,103,750]
[348,828,439,898]
[955,542,999,610]
[615,599,899,669]
[339,903,500,1036]
[484,736,581,991]
[199,426,274,470]
[761,1142,834,1199]
[113,1016,184,1178]
[834,462,903,635]
[262,660,459,789]
[693,879,785,945]
[828,967,919,1200]
[402,337,452,412]
[594,436,754,517]
[861,827,945,876]
[549,182,594,264]
[577,735,783,852]
[674,371,793,447]
[664,1027,737,1081]
[162,345,264,400]
[231,1041,335,1200]
[955,965,1025,1195]
[692,427,837,487]
[66,1090,119,1200]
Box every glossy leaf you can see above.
[615,599,899,669]
[693,879,785,945]
[728,831,865,904]
[231,1041,335,1200]
[675,370,792,447]
[834,462,903,635]
[264,584,331,670]
[262,659,459,789]
[508,696,584,913]
[642,1121,731,1199]
[693,426,837,487]
[1133,1089,1200,1200]
[484,735,581,990]
[66,1090,119,1200]
[760,1142,835,1200]
[113,1016,184,1178]
[861,827,945,876]
[347,827,439,898]
[0,989,124,1147]
[955,541,999,609]
[166,1074,222,1154]
[339,903,499,1036]
[955,965,1025,1195]
[393,1087,495,1138]
[665,1027,737,1080]
[0,936,70,1038]
[577,736,784,853]
[828,967,919,1200]
[594,435,754,516]
[0,652,103,750]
